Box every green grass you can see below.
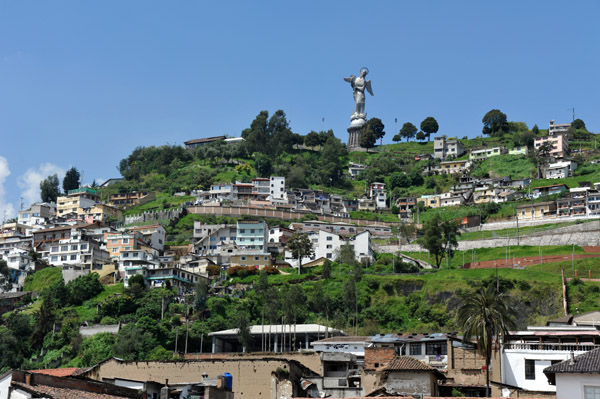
[458,221,586,241]
[402,245,587,269]
[23,267,62,292]
[471,154,536,179]
[349,211,399,222]
[73,283,125,322]
[123,192,195,215]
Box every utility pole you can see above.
[572,244,575,277]
[567,107,575,122]
[515,209,520,245]
[322,117,325,132]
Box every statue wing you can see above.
[343,75,356,85]
[366,80,374,96]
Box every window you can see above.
[410,343,422,355]
[326,236,333,241]
[71,245,78,250]
[60,255,67,261]
[240,229,245,233]
[250,229,255,234]
[584,386,600,399]
[123,253,129,258]
[327,245,332,249]
[61,245,68,252]
[241,256,246,261]
[326,253,332,259]
[425,342,447,355]
[112,248,118,253]
[51,256,58,262]
[122,238,129,244]
[51,247,59,253]
[80,244,87,250]
[70,255,77,260]
[525,359,535,380]
[254,256,259,261]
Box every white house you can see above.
[285,230,374,267]
[268,176,286,201]
[369,182,387,209]
[544,348,600,399]
[543,161,577,179]
[502,325,600,394]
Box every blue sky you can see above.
[0,0,599,218]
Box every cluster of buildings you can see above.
[516,183,600,221]
[4,314,597,398]
[193,175,389,216]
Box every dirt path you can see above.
[465,253,600,269]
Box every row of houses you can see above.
[517,184,600,221]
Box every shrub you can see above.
[206,264,221,276]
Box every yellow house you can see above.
[79,203,123,222]
[57,188,100,217]
[437,159,471,175]
[230,252,272,269]
[418,195,441,209]
[517,201,557,221]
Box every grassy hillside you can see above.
[23,267,62,292]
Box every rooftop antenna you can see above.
[322,117,325,132]
[567,107,575,122]
[20,197,24,210]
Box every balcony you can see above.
[504,342,600,352]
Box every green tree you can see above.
[532,124,540,135]
[40,174,60,203]
[322,259,331,279]
[482,109,508,137]
[254,153,273,177]
[0,259,13,292]
[420,116,439,142]
[388,172,410,190]
[336,242,357,266]
[457,285,516,397]
[233,305,252,352]
[193,280,209,314]
[318,135,347,186]
[572,118,586,131]
[400,122,417,142]
[419,214,461,268]
[66,272,103,306]
[304,131,321,148]
[416,131,426,141]
[360,118,385,151]
[287,233,314,274]
[63,167,80,193]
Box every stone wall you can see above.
[83,357,310,399]
[364,347,396,370]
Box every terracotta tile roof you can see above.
[544,348,600,374]
[29,368,84,377]
[12,381,131,398]
[384,356,438,372]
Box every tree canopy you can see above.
[287,233,314,273]
[572,118,586,131]
[400,122,417,142]
[360,118,385,151]
[419,214,461,268]
[40,174,60,203]
[63,167,80,193]
[420,117,439,141]
[482,109,509,137]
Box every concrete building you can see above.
[549,120,571,135]
[532,184,568,199]
[436,159,471,175]
[348,163,367,179]
[544,348,600,399]
[469,146,505,161]
[269,176,286,201]
[311,336,370,360]
[17,202,56,226]
[209,324,345,353]
[184,135,226,149]
[543,161,577,179]
[125,265,208,295]
[44,229,109,271]
[369,357,445,398]
[104,231,146,260]
[502,325,600,394]
[517,201,557,221]
[108,191,155,207]
[236,220,267,251]
[127,224,167,252]
[369,182,387,209]
[535,132,569,160]
[78,202,123,222]
[56,187,100,218]
[230,252,272,268]
[434,136,465,160]
[508,146,529,156]
[194,223,237,254]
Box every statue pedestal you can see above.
[347,117,366,150]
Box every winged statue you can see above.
[344,67,373,119]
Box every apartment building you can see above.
[78,203,123,222]
[125,265,207,295]
[193,223,237,254]
[127,224,166,252]
[251,178,270,200]
[268,176,286,201]
[17,202,56,226]
[44,230,109,271]
[434,136,465,160]
[286,229,374,266]
[56,188,100,218]
[108,191,155,207]
[534,132,569,159]
[236,221,267,251]
[418,192,467,208]
[517,201,557,221]
[369,182,387,209]
[104,231,146,260]
[549,120,571,135]
[543,161,577,179]
[230,252,272,268]
[348,163,367,179]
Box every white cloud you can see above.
[0,156,16,220]
[18,163,65,207]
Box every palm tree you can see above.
[456,284,516,397]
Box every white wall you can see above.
[556,374,600,399]
[0,372,12,399]
[502,350,574,392]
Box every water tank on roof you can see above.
[223,372,233,390]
